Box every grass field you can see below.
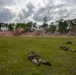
[0,36,76,75]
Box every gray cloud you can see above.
[56,3,67,8]
[73,0,76,3]
[59,9,72,19]
[67,0,76,4]
[26,2,35,12]
[33,0,76,22]
[0,0,76,23]
[0,0,16,6]
[33,7,53,22]
[33,14,53,22]
[33,0,54,22]
[0,7,15,22]
[18,2,35,20]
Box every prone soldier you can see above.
[60,46,76,52]
[66,41,72,44]
[28,51,51,66]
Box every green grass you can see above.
[0,36,76,75]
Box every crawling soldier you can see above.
[60,46,76,52]
[66,41,72,44]
[28,51,51,66]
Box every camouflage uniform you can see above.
[28,51,51,66]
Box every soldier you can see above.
[60,46,76,52]
[60,46,69,51]
[66,41,72,44]
[28,51,41,60]
[38,58,51,66]
[68,49,76,52]
[28,51,41,66]
[28,51,51,66]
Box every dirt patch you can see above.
[0,31,13,36]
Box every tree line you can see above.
[0,17,76,35]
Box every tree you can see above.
[63,20,69,33]
[40,23,48,30]
[32,22,37,31]
[58,19,68,34]
[70,19,76,30]
[0,23,5,31]
[8,23,14,31]
[16,23,25,29]
[40,17,48,32]
[25,21,33,32]
[0,23,2,31]
[49,22,56,33]
[43,17,47,24]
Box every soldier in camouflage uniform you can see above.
[28,51,51,66]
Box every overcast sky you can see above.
[0,0,76,23]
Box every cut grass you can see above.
[0,36,76,75]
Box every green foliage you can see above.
[40,23,48,30]
[0,18,76,35]
[43,17,47,24]
[0,23,5,31]
[58,19,68,34]
[49,22,56,33]
[40,17,48,32]
[0,23,2,31]
[16,23,26,29]
[25,21,37,32]
[25,21,33,32]
[8,23,14,31]
[32,22,37,31]
[0,37,76,75]
[70,19,76,31]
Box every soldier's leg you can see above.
[38,58,51,66]
[32,58,40,66]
